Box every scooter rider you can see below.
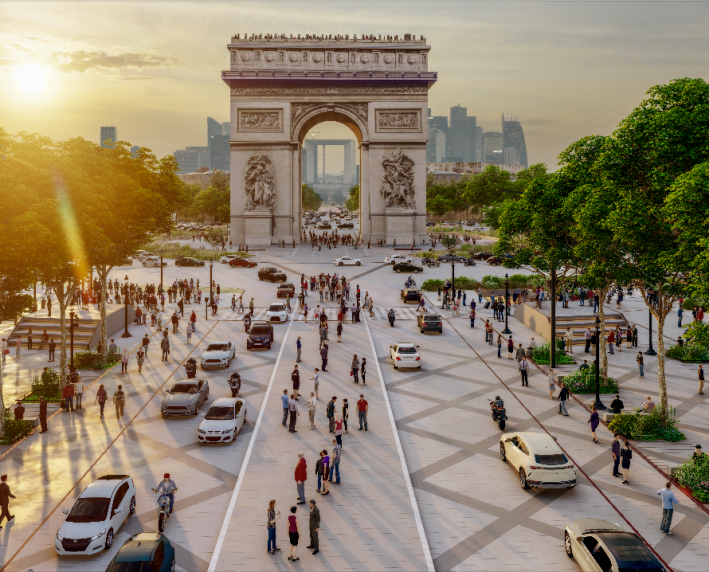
[243,313,251,334]
[388,308,396,327]
[153,473,178,515]
[228,372,241,397]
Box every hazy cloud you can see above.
[53,51,177,74]
[109,75,173,81]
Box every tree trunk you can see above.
[598,286,609,382]
[0,358,5,438]
[96,265,110,358]
[656,313,667,409]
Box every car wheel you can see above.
[564,532,573,558]
[356,261,361,266]
[129,496,136,515]
[439,328,442,333]
[519,468,530,489]
[171,557,177,572]
[339,262,344,266]
[500,443,507,461]
[396,269,401,273]
[104,528,114,550]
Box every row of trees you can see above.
[177,170,230,222]
[302,183,323,211]
[494,78,709,410]
[0,131,182,435]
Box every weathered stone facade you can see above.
[222,34,436,245]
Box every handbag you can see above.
[350,370,353,377]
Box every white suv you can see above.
[56,475,136,555]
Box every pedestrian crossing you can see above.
[219,305,424,321]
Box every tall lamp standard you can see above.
[121,275,132,338]
[209,258,214,318]
[502,273,512,335]
[69,310,76,372]
[645,308,657,356]
[592,316,606,410]
[160,256,164,292]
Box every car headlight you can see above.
[198,428,206,434]
[56,531,63,541]
[90,528,106,541]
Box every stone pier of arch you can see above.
[221,34,437,246]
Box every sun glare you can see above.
[13,64,48,94]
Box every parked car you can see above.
[247,323,274,349]
[417,313,443,333]
[437,254,467,263]
[487,257,504,266]
[426,221,436,227]
[389,343,421,369]
[55,475,136,555]
[229,257,257,268]
[385,254,413,265]
[175,257,205,267]
[105,533,175,572]
[473,251,493,260]
[266,303,288,323]
[198,397,247,444]
[564,519,665,572]
[317,223,332,229]
[334,256,362,266]
[220,255,239,264]
[200,341,235,369]
[276,283,295,298]
[161,379,209,416]
[258,267,287,283]
[393,262,423,273]
[337,223,355,229]
[400,288,423,303]
[142,257,167,268]
[137,251,156,260]
[500,432,577,489]
[118,257,133,266]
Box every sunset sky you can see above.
[1,1,708,171]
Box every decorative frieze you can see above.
[231,86,428,96]
[237,109,283,132]
[380,149,416,209]
[375,109,421,132]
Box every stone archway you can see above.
[221,33,436,246]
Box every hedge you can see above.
[421,277,481,291]
[143,242,252,261]
[608,405,685,442]
[0,409,34,445]
[73,349,120,370]
[562,364,618,394]
[532,342,575,365]
[674,454,709,502]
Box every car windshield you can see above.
[66,497,110,523]
[205,406,235,420]
[269,305,285,312]
[534,453,568,465]
[278,285,291,289]
[106,562,154,572]
[423,316,439,322]
[397,347,417,354]
[172,384,198,393]
[251,326,270,335]
[207,344,228,351]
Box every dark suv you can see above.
[417,313,443,334]
[258,267,287,283]
[277,283,295,298]
[401,288,423,303]
[247,324,274,350]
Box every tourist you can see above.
[565,327,574,354]
[342,398,349,433]
[548,369,557,399]
[357,394,368,431]
[351,354,360,383]
[361,358,367,385]
[507,336,514,360]
[621,441,633,484]
[611,433,621,477]
[121,348,129,374]
[636,352,644,377]
[699,364,705,395]
[657,482,679,535]
[327,396,336,433]
[287,507,300,561]
[306,392,317,429]
[321,450,330,495]
[643,396,656,412]
[113,384,126,418]
[0,475,16,529]
[308,499,320,555]
[136,347,145,373]
[95,384,108,418]
[497,334,502,358]
[292,365,300,400]
[588,406,599,443]
[267,499,281,555]
[288,393,299,433]
[294,452,307,504]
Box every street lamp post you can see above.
[502,273,512,334]
[550,271,557,368]
[121,275,132,338]
[69,310,76,372]
[209,258,214,318]
[160,256,164,291]
[593,316,606,410]
[645,308,657,356]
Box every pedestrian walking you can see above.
[142,334,150,356]
[588,406,599,443]
[15,338,21,359]
[321,450,330,495]
[136,347,145,373]
[96,384,107,418]
[334,412,344,446]
[519,356,530,386]
[160,334,170,361]
[658,482,679,534]
[320,343,328,372]
[361,358,367,384]
[121,348,129,374]
[296,337,302,363]
[281,389,290,426]
[315,452,325,492]
[548,369,557,399]
[584,328,592,353]
[497,334,502,358]
[637,352,644,377]
[114,384,125,418]
[27,328,33,350]
[351,354,360,383]
[186,323,192,344]
[75,374,85,409]
[565,327,574,354]
[330,438,342,485]
[288,393,300,432]
[62,382,75,412]
[287,507,300,561]
[308,500,320,555]
[342,398,349,433]
[507,336,514,359]
[292,365,301,399]
[48,338,56,361]
[621,441,633,484]
[357,394,368,431]
[319,325,328,349]
[267,500,281,555]
[295,453,307,504]
[0,475,16,529]
[611,433,621,477]
[557,381,569,415]
[699,364,705,395]
[306,392,317,429]
[608,329,615,355]
[327,396,336,433]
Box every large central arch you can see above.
[221,33,436,246]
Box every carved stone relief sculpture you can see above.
[238,110,282,132]
[377,111,419,130]
[244,154,276,211]
[380,148,416,209]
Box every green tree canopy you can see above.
[302,183,323,211]
[344,185,359,212]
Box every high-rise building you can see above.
[502,113,528,168]
[475,127,483,162]
[100,126,117,149]
[186,146,210,170]
[207,117,230,169]
[209,135,230,171]
[174,150,200,174]
[129,145,141,158]
[483,131,504,164]
[428,113,450,161]
[449,105,476,163]
[427,128,447,163]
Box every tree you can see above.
[481,200,514,230]
[463,165,510,216]
[204,228,228,250]
[302,183,323,211]
[426,177,469,217]
[344,185,359,212]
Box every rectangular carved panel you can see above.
[375,109,421,132]
[237,109,284,132]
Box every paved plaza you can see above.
[0,240,708,571]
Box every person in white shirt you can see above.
[565,327,574,354]
[306,392,317,429]
[75,374,86,409]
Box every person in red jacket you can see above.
[62,382,75,412]
[295,453,307,505]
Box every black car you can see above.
[417,313,443,333]
[317,223,332,229]
[229,258,257,268]
[463,258,477,266]
[337,223,354,229]
[393,262,423,273]
[426,222,436,227]
[258,267,287,282]
[473,251,493,260]
[175,257,205,267]
[437,254,467,263]
[247,324,274,350]
[401,288,423,303]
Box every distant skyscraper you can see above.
[475,127,483,162]
[186,146,210,170]
[209,135,230,171]
[129,145,141,158]
[174,150,200,174]
[483,131,504,164]
[100,126,117,149]
[449,105,476,163]
[207,117,230,169]
[502,113,528,167]
[428,114,450,159]
[427,128,447,163]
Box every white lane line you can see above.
[207,315,294,572]
[362,314,435,572]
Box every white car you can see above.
[142,256,166,268]
[137,252,156,260]
[220,254,239,264]
[334,256,362,267]
[198,397,247,444]
[500,431,577,489]
[266,302,288,323]
[200,341,235,369]
[389,343,421,369]
[385,254,413,265]
[564,519,665,572]
[55,475,136,555]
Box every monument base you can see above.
[244,209,273,246]
[385,207,418,245]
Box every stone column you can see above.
[359,142,370,244]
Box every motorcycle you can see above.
[228,372,242,397]
[184,358,197,379]
[488,396,507,430]
[152,488,176,532]
[243,315,251,334]
[388,309,396,327]
[405,277,417,288]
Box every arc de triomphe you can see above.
[221,33,436,246]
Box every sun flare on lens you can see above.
[13,64,48,94]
